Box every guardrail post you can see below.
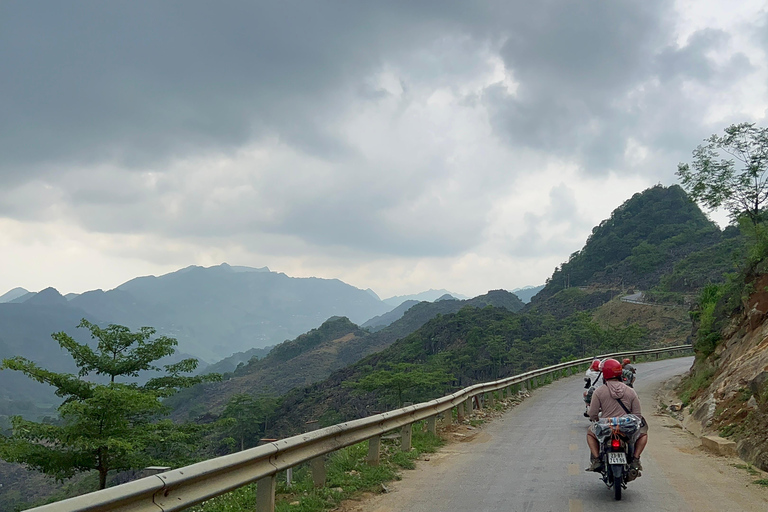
[311,456,326,487]
[442,407,453,424]
[488,391,495,407]
[401,423,412,451]
[286,467,292,487]
[457,401,465,421]
[465,397,473,416]
[427,414,437,434]
[256,474,276,512]
[367,435,381,466]
[477,394,484,410]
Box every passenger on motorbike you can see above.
[584,358,603,390]
[582,358,603,417]
[586,359,647,472]
[622,358,636,387]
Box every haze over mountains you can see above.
[2,264,394,362]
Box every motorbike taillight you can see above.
[611,438,621,450]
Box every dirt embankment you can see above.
[684,274,768,471]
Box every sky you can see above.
[1,0,766,299]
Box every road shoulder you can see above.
[644,378,768,511]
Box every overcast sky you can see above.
[1,0,766,299]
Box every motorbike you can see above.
[592,415,642,500]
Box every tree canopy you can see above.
[0,320,220,489]
[677,122,768,225]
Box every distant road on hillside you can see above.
[621,291,647,304]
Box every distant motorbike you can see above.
[591,415,642,500]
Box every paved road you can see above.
[379,357,696,512]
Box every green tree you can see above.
[677,122,768,225]
[346,363,452,408]
[219,394,277,452]
[0,320,220,490]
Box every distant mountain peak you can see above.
[24,287,68,306]
[382,289,468,307]
[0,287,29,303]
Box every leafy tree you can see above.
[0,319,220,490]
[346,363,453,407]
[219,394,277,452]
[677,122,768,225]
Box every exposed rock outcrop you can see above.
[685,274,768,471]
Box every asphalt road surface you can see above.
[372,357,699,512]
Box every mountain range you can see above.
[167,289,525,419]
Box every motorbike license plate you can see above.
[607,452,627,465]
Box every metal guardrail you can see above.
[26,345,693,512]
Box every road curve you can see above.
[368,357,697,512]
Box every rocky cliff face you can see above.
[684,274,768,470]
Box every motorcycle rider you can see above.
[582,358,603,417]
[622,358,637,387]
[586,358,647,472]
[584,358,603,389]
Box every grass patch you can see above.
[753,479,768,487]
[194,423,444,512]
[678,364,716,406]
[733,463,760,476]
[719,424,737,438]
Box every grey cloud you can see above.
[483,4,756,176]
[482,0,669,172]
[1,1,765,263]
[655,29,728,82]
[0,2,418,175]
[507,184,592,258]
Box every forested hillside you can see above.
[266,305,645,437]
[534,185,722,302]
[168,291,524,419]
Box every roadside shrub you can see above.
[693,285,723,358]
[679,364,716,406]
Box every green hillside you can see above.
[167,291,524,419]
[534,184,721,303]
[267,305,645,437]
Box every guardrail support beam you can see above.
[427,414,437,434]
[487,392,495,407]
[442,407,453,424]
[367,435,381,466]
[465,397,473,416]
[457,401,465,422]
[311,456,326,487]
[256,474,276,512]
[401,424,412,451]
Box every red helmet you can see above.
[602,359,623,379]
[622,358,631,365]
[590,359,601,371]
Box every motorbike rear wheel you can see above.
[611,465,623,501]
